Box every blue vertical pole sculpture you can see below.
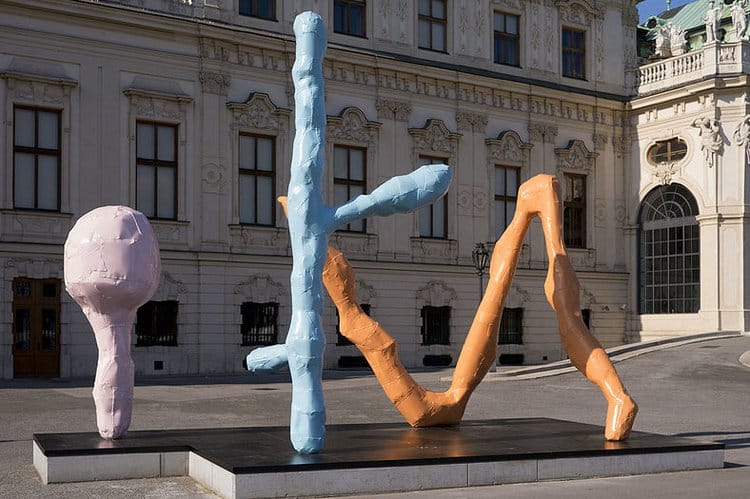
[246,11,451,453]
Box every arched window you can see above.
[638,184,700,314]
[647,138,687,165]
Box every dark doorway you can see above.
[12,278,61,378]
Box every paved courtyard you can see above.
[1,335,748,498]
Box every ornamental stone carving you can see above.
[732,116,750,165]
[493,0,522,10]
[528,122,558,143]
[691,116,722,168]
[199,71,231,95]
[486,130,533,164]
[234,274,285,304]
[124,88,191,121]
[409,119,461,155]
[227,92,290,131]
[3,257,62,279]
[3,73,75,106]
[153,271,187,301]
[375,98,411,121]
[650,161,680,185]
[201,163,227,194]
[416,281,457,307]
[326,107,381,145]
[455,111,488,133]
[555,139,597,173]
[556,0,602,26]
[593,133,608,151]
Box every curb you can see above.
[466,331,743,382]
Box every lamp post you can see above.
[472,242,490,299]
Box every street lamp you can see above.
[472,242,490,298]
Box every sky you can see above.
[637,0,694,22]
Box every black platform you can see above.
[33,419,725,498]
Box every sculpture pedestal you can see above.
[34,418,724,498]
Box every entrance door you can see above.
[12,278,61,378]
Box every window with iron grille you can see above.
[494,12,520,67]
[498,307,523,344]
[418,156,448,238]
[336,303,370,345]
[239,133,275,226]
[638,183,700,314]
[13,106,61,211]
[241,302,279,346]
[418,0,447,52]
[562,27,586,80]
[334,145,367,232]
[334,0,366,37]
[495,165,520,237]
[136,301,178,347]
[421,305,450,345]
[136,121,177,220]
[563,173,586,248]
[239,0,275,20]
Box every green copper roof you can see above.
[641,0,736,33]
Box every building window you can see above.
[13,106,61,211]
[334,0,366,37]
[418,0,447,52]
[421,305,450,345]
[495,166,520,237]
[241,302,279,346]
[239,0,275,20]
[581,308,591,329]
[563,173,586,248]
[136,300,178,347]
[639,184,700,314]
[648,138,688,165]
[493,12,520,66]
[418,156,448,238]
[334,145,367,232]
[499,307,523,344]
[562,27,586,80]
[239,133,275,226]
[336,303,370,345]
[136,122,177,220]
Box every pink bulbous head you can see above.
[64,206,161,315]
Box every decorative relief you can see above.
[6,78,70,106]
[150,220,187,243]
[355,278,377,306]
[486,130,533,164]
[153,271,188,301]
[650,161,680,186]
[457,3,487,55]
[411,238,459,264]
[3,257,62,279]
[691,116,723,168]
[457,186,473,216]
[493,0,522,9]
[556,1,602,26]
[528,123,559,143]
[732,116,750,166]
[375,98,411,121]
[613,135,629,156]
[568,248,597,270]
[594,198,606,225]
[330,232,378,260]
[199,71,230,95]
[227,92,290,131]
[229,226,289,256]
[124,88,191,121]
[201,163,227,194]
[455,111,488,133]
[326,107,381,145]
[234,274,285,304]
[409,119,461,155]
[615,201,626,224]
[416,281,457,307]
[592,133,608,151]
[505,283,531,309]
[472,187,488,215]
[554,139,597,173]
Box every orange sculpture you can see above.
[284,174,638,441]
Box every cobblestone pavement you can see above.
[1,335,748,498]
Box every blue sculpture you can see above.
[245,12,451,454]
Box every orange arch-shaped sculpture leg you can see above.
[321,174,638,441]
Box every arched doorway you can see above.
[638,184,700,314]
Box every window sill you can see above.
[229,224,289,256]
[0,209,74,244]
[411,237,458,264]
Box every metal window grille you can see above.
[421,305,450,345]
[639,184,700,314]
[241,302,279,346]
[498,307,523,344]
[136,301,178,347]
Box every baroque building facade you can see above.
[3,0,739,380]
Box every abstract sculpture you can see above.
[246,11,637,453]
[64,206,160,439]
[245,12,451,453]
[322,175,638,441]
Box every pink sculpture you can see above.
[64,206,160,438]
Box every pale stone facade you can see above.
[0,0,655,379]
